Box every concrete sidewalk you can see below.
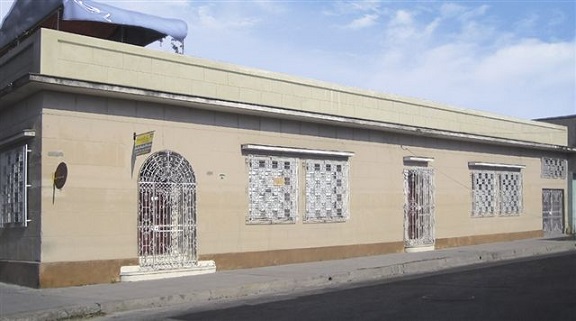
[1,237,574,321]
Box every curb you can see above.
[3,240,575,321]
[0,304,102,321]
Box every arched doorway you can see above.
[138,150,196,271]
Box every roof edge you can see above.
[2,73,574,154]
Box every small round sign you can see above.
[54,162,68,189]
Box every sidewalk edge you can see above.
[3,241,575,321]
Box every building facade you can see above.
[537,115,576,236]
[0,29,572,288]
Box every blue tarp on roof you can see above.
[0,0,187,50]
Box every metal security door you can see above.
[138,150,197,271]
[403,168,435,248]
[542,189,564,234]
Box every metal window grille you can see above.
[471,170,522,217]
[471,171,497,217]
[403,168,435,247]
[305,159,349,222]
[499,172,522,215]
[247,155,298,223]
[0,144,29,227]
[541,158,566,179]
[138,150,197,271]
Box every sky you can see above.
[1,0,575,120]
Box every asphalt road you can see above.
[94,252,576,321]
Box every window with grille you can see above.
[0,144,29,227]
[305,159,349,222]
[541,158,566,179]
[471,170,522,217]
[247,155,298,223]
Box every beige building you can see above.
[0,27,572,288]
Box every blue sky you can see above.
[1,0,574,120]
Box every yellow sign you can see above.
[134,131,154,156]
[273,177,285,186]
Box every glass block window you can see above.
[541,158,566,179]
[471,170,522,217]
[305,159,349,222]
[0,144,29,227]
[247,155,298,223]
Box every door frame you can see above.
[542,188,564,235]
[138,150,197,271]
[403,167,435,251]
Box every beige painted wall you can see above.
[38,92,567,263]
[33,28,567,146]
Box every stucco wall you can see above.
[35,28,567,146]
[38,92,566,263]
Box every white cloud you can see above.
[457,4,490,22]
[383,10,418,44]
[439,2,466,18]
[325,0,381,16]
[252,0,287,14]
[391,9,413,26]
[195,5,259,30]
[366,36,576,118]
[353,2,575,119]
[514,13,539,33]
[345,13,378,29]
[475,39,574,90]
[349,0,382,12]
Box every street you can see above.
[93,252,576,321]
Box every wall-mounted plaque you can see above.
[54,162,68,189]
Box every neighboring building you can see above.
[537,115,576,236]
[0,1,573,288]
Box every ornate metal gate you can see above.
[403,168,435,248]
[542,189,564,234]
[138,150,197,271]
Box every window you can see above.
[305,159,349,222]
[471,170,522,217]
[247,155,298,223]
[0,144,29,227]
[243,144,354,224]
[541,157,566,179]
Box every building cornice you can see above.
[2,73,575,153]
[0,129,36,149]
